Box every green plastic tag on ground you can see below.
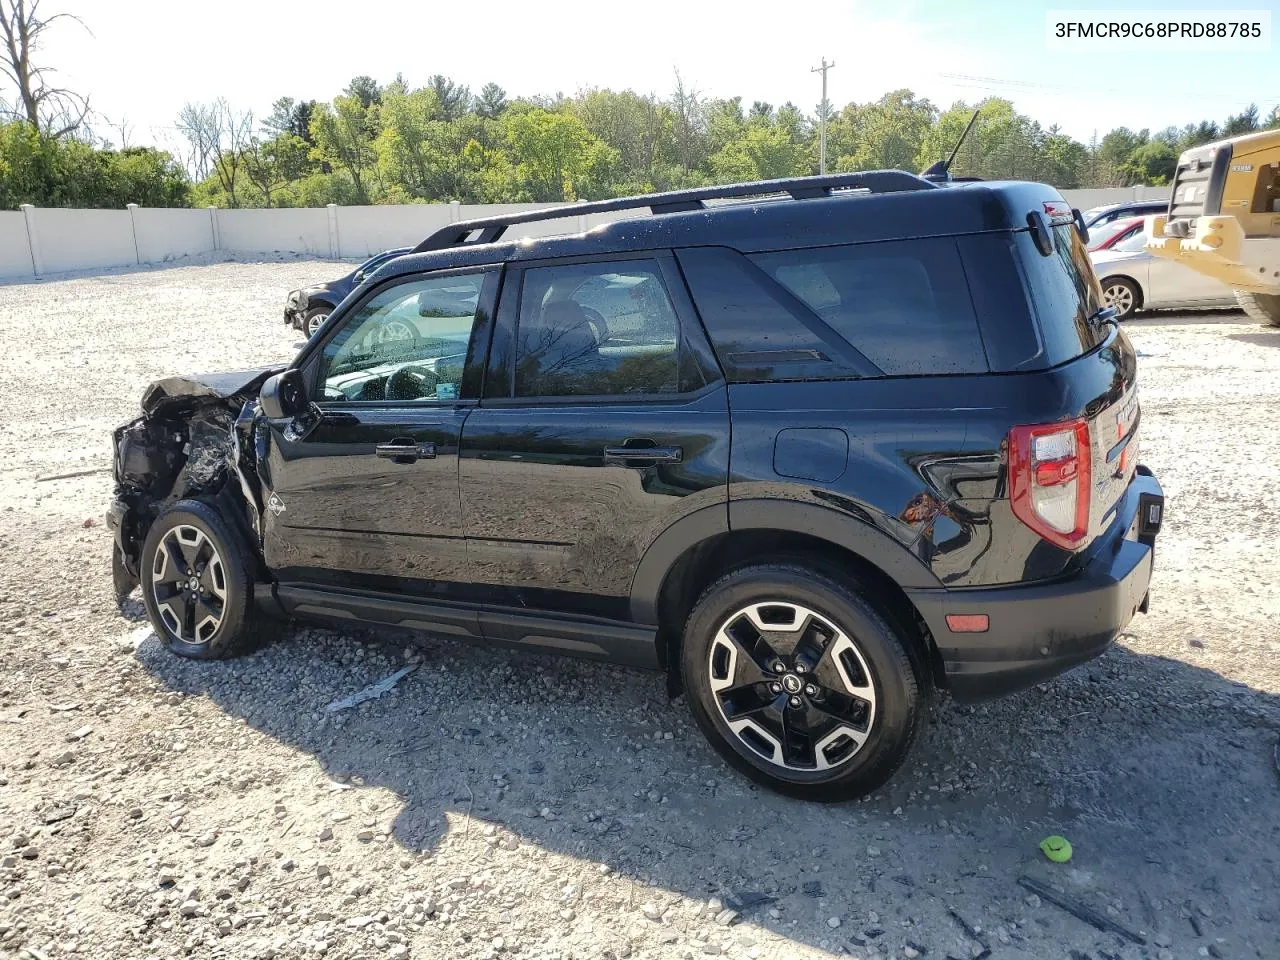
[1040,835,1073,863]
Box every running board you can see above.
[274,584,660,669]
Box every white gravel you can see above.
[1,258,1279,960]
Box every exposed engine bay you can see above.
[107,368,283,601]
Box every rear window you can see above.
[751,239,989,376]
[1015,224,1107,366]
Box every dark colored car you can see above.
[284,247,412,337]
[1082,199,1167,229]
[108,173,1164,802]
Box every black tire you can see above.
[681,563,926,802]
[1101,276,1141,320]
[1235,290,1280,327]
[140,499,262,660]
[303,305,331,338]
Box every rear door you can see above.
[261,267,499,597]
[458,252,729,620]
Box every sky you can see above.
[27,0,1280,155]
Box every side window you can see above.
[676,246,867,383]
[752,239,989,376]
[1112,227,1148,252]
[514,260,680,398]
[319,271,489,403]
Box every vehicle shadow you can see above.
[135,623,1280,957]
[1228,331,1280,348]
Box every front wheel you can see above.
[140,500,262,660]
[303,305,330,338]
[681,563,926,802]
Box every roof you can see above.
[366,173,1070,284]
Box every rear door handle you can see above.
[603,442,683,465]
[375,439,436,464]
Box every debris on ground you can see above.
[325,664,418,712]
[1017,876,1146,944]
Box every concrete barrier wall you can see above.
[0,212,33,280]
[335,204,455,258]
[132,207,216,263]
[214,207,331,255]
[0,185,1171,281]
[30,208,136,274]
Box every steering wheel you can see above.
[386,366,438,401]
[580,305,609,344]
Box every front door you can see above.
[262,267,499,596]
[459,253,730,621]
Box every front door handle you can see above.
[603,442,683,465]
[375,439,436,464]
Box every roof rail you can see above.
[412,170,936,253]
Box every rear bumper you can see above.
[908,468,1164,701]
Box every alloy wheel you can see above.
[1103,282,1135,317]
[707,601,877,772]
[150,525,227,646]
[306,312,329,337]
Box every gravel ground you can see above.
[1,257,1278,960]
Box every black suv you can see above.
[109,172,1164,802]
[284,247,412,337]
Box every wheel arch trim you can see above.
[628,499,942,625]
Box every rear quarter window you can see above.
[1014,224,1107,366]
[751,239,989,376]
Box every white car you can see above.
[1090,220,1236,319]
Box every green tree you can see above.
[504,108,617,201]
[831,89,936,172]
[476,83,509,120]
[428,75,471,120]
[1123,140,1178,185]
[709,123,808,182]
[572,88,675,192]
[311,94,379,203]
[1223,104,1260,136]
[344,75,382,110]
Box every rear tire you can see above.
[1101,277,1141,320]
[1235,290,1280,327]
[680,563,926,802]
[140,499,262,660]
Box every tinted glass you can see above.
[677,246,866,383]
[1111,227,1148,252]
[1015,224,1107,365]
[515,260,680,398]
[752,239,989,376]
[319,272,488,402]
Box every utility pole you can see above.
[811,58,835,174]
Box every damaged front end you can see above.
[107,368,283,603]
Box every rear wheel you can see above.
[140,500,262,660]
[1101,277,1140,320]
[681,563,926,802]
[1235,290,1280,327]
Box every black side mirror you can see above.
[1072,208,1090,245]
[260,369,308,420]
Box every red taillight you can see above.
[1008,418,1092,551]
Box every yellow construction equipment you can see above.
[1146,128,1280,325]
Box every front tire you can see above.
[140,500,261,660]
[1235,290,1280,327]
[303,305,330,338]
[681,563,926,802]
[1101,277,1140,320]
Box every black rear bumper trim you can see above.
[908,470,1164,700]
